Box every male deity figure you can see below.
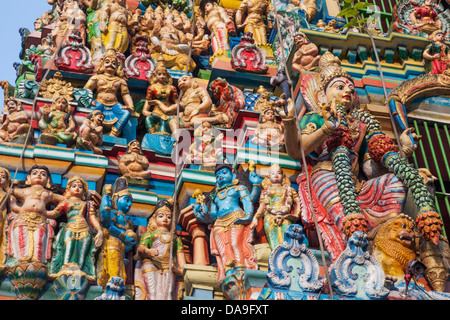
[99,0,132,54]
[235,0,274,48]
[193,163,262,282]
[118,140,151,181]
[7,165,64,264]
[0,98,31,144]
[84,48,134,137]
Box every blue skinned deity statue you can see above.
[193,163,262,283]
[97,177,137,288]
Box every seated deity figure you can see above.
[250,108,285,151]
[134,198,186,300]
[0,98,31,144]
[235,0,274,49]
[150,8,196,72]
[97,177,137,287]
[118,140,151,181]
[47,176,103,283]
[76,110,105,154]
[192,163,262,282]
[7,165,64,265]
[50,0,87,47]
[142,56,180,136]
[84,48,134,137]
[275,51,444,262]
[249,164,301,250]
[39,96,77,147]
[197,0,236,62]
[409,0,442,36]
[186,121,224,170]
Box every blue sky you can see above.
[0,0,52,106]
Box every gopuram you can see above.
[0,0,449,301]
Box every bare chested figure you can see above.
[100,0,131,54]
[8,165,64,264]
[118,140,151,180]
[0,98,30,143]
[76,110,105,154]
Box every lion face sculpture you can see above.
[370,214,417,279]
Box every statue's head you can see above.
[266,163,289,186]
[87,110,105,126]
[149,55,172,85]
[0,167,11,191]
[261,108,275,123]
[52,96,71,113]
[214,164,235,187]
[148,198,174,231]
[65,175,88,200]
[318,52,356,110]
[178,74,197,91]
[97,49,124,78]
[112,177,133,213]
[430,30,445,42]
[5,97,23,113]
[126,139,143,155]
[25,165,52,188]
[199,0,217,14]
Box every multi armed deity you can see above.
[134,198,186,300]
[277,52,443,262]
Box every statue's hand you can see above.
[275,97,295,120]
[94,229,104,248]
[124,234,136,247]
[234,214,253,225]
[100,21,108,34]
[400,127,422,157]
[249,170,262,185]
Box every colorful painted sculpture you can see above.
[82,0,106,62]
[7,165,64,265]
[0,98,32,144]
[0,167,11,272]
[39,96,77,147]
[249,164,301,250]
[123,34,156,81]
[277,52,443,262]
[150,7,196,72]
[250,108,285,151]
[118,140,151,181]
[409,0,442,35]
[291,31,321,73]
[197,0,236,62]
[84,48,134,137]
[55,30,95,74]
[142,55,179,139]
[38,71,74,102]
[50,0,87,47]
[423,30,450,74]
[368,214,417,282]
[231,32,269,74]
[99,0,131,55]
[47,176,103,283]
[208,78,246,127]
[192,163,261,282]
[235,0,274,51]
[76,110,105,154]
[178,74,227,128]
[134,198,186,300]
[185,122,224,169]
[97,177,137,287]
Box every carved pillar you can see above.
[178,204,210,266]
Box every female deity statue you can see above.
[7,165,64,265]
[0,98,31,144]
[0,167,11,270]
[193,163,261,282]
[97,177,137,287]
[197,0,236,62]
[249,164,301,250]
[276,52,443,261]
[423,30,450,74]
[39,96,77,147]
[250,108,285,151]
[142,56,180,136]
[134,198,186,300]
[409,0,442,36]
[47,176,103,283]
